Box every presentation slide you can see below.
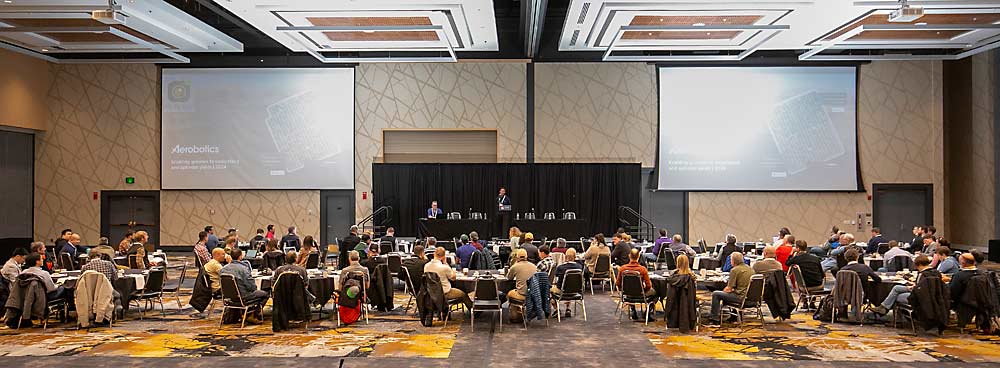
[161,68,354,189]
[657,67,858,191]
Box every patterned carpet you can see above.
[0,257,998,363]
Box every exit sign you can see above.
[125,177,135,184]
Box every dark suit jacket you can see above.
[496,195,511,206]
[867,235,887,253]
[338,234,361,270]
[841,262,882,300]
[280,234,301,250]
[948,268,979,305]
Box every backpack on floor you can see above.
[813,295,835,321]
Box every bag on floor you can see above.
[813,295,834,321]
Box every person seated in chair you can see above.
[551,238,570,254]
[550,248,583,318]
[874,255,935,315]
[423,247,472,310]
[456,234,476,269]
[220,248,269,306]
[536,245,554,273]
[204,247,231,294]
[669,234,697,259]
[521,233,540,264]
[3,248,28,283]
[752,246,783,274]
[21,253,67,302]
[616,249,657,320]
[275,251,315,303]
[708,252,752,325]
[505,248,537,321]
[469,231,486,251]
[295,235,317,267]
[878,240,910,272]
[931,246,960,275]
[583,234,611,278]
[785,240,826,293]
[840,247,882,295]
[280,226,301,251]
[340,251,370,291]
[610,233,632,266]
[948,253,980,306]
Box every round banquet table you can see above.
[869,273,914,305]
[257,274,339,306]
[55,270,142,317]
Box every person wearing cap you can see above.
[456,234,476,269]
[205,226,219,249]
[90,237,117,261]
[2,248,28,283]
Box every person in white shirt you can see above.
[2,248,27,283]
[879,240,910,272]
[423,247,472,309]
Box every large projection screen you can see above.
[657,67,859,191]
[161,68,354,190]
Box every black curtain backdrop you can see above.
[372,163,640,237]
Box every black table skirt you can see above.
[513,219,587,240]
[418,219,491,240]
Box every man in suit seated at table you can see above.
[866,227,887,255]
[839,247,882,297]
[427,201,443,219]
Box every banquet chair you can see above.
[59,253,77,271]
[618,271,656,325]
[789,265,830,312]
[161,262,188,307]
[590,254,615,295]
[219,274,265,329]
[720,274,766,328]
[131,269,166,319]
[552,269,586,322]
[470,277,503,332]
[305,253,320,269]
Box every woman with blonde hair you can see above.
[509,227,522,248]
[583,233,611,277]
[673,254,694,277]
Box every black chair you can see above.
[400,267,419,315]
[789,265,830,312]
[59,252,76,271]
[305,252,320,269]
[161,262,188,307]
[193,252,205,270]
[387,255,402,276]
[552,269,586,322]
[876,243,891,254]
[470,277,503,332]
[695,239,707,254]
[127,254,142,269]
[131,269,166,319]
[264,252,285,271]
[590,254,615,295]
[888,255,914,272]
[721,274,766,328]
[342,271,370,324]
[618,270,656,325]
[283,238,301,252]
[272,271,311,330]
[219,274,265,329]
[250,239,266,253]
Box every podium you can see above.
[497,205,512,239]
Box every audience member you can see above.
[341,251,370,290]
[709,252,753,324]
[920,233,937,255]
[669,234,697,259]
[265,224,276,240]
[30,241,53,273]
[840,247,882,292]
[753,246,783,274]
[648,229,671,263]
[583,234,611,277]
[717,235,739,269]
[21,253,66,301]
[204,248,229,293]
[867,227,887,254]
[118,230,134,256]
[220,248,268,323]
[456,234,476,269]
[81,253,118,283]
[536,245,554,273]
[882,240,910,267]
[508,227,523,248]
[469,231,486,250]
[90,237,116,262]
[610,232,631,266]
[295,235,317,267]
[339,225,361,270]
[505,248,537,321]
[423,247,472,309]
[522,233,539,263]
[3,248,27,283]
[874,255,934,315]
[948,253,979,306]
[54,229,72,264]
[126,231,150,269]
[205,226,219,249]
[380,227,398,254]
[550,247,583,318]
[775,235,795,271]
[280,226,301,250]
[786,240,825,292]
[616,249,657,320]
[932,246,959,275]
[275,251,309,282]
[194,231,211,266]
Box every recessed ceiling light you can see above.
[693,23,705,26]
[362,30,375,33]
[2,1,12,4]
[41,48,48,52]
[915,22,927,26]
[706,32,712,36]
[648,32,653,36]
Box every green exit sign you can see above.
[125,177,135,184]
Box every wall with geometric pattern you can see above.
[31,59,963,247]
[354,63,528,220]
[533,61,945,245]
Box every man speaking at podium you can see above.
[496,187,511,239]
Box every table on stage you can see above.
[513,219,587,240]
[418,218,491,240]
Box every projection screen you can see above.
[161,68,354,190]
[657,67,859,191]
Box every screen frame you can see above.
[654,65,865,193]
[158,67,357,191]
